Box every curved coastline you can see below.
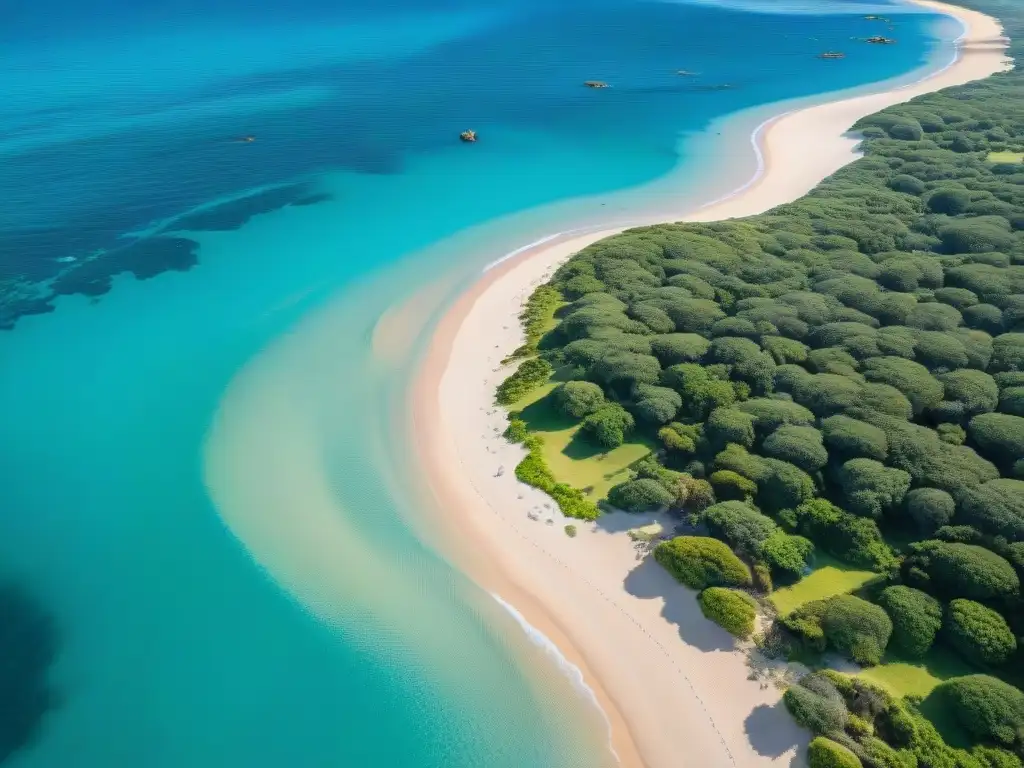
[410,2,1010,767]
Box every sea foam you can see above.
[490,592,620,764]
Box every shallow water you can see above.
[0,0,956,765]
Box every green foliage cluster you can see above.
[938,675,1024,752]
[607,477,674,511]
[783,594,893,665]
[496,358,552,405]
[698,586,758,638]
[498,0,1024,755]
[903,540,1020,600]
[581,403,635,448]
[877,585,943,658]
[509,434,599,521]
[505,285,563,361]
[946,599,1018,666]
[653,536,752,590]
[784,672,849,734]
[808,737,864,768]
[555,380,605,419]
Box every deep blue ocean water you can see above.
[0,0,956,765]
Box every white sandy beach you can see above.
[411,3,1010,767]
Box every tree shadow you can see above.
[921,687,973,749]
[516,394,576,433]
[622,556,735,653]
[563,430,614,461]
[593,509,661,536]
[744,700,806,762]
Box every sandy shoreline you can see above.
[411,3,1010,767]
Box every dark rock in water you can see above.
[0,583,58,764]
[584,80,610,88]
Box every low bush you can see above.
[784,594,892,665]
[654,536,752,590]
[784,673,849,735]
[581,403,635,448]
[808,736,863,768]
[904,541,1019,601]
[877,585,943,658]
[555,380,605,419]
[937,675,1024,751]
[513,435,599,520]
[761,530,814,578]
[607,478,675,512]
[698,587,758,638]
[945,599,1017,666]
[497,358,552,405]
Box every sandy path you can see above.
[411,3,1010,766]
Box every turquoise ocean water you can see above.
[0,1,959,765]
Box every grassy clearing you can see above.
[510,379,655,502]
[986,150,1024,164]
[769,554,878,616]
[858,647,974,700]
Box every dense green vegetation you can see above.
[497,0,1024,759]
[654,535,752,590]
[698,586,758,638]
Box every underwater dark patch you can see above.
[0,584,58,765]
[50,236,199,298]
[164,182,329,232]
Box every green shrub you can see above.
[504,418,529,443]
[497,358,553,404]
[703,500,776,556]
[581,403,635,448]
[863,357,944,416]
[957,479,1024,542]
[632,384,683,425]
[507,286,563,360]
[905,487,956,535]
[654,536,752,590]
[877,585,943,657]
[564,524,577,538]
[709,470,757,501]
[807,736,863,768]
[698,587,758,638]
[968,412,1024,473]
[905,541,1019,600]
[860,737,916,768]
[835,458,911,520]
[822,415,889,462]
[607,478,674,512]
[971,745,1022,768]
[649,333,710,365]
[761,530,815,578]
[706,407,756,450]
[794,499,894,571]
[946,599,1017,666]
[785,594,893,665]
[555,380,605,419]
[784,673,848,734]
[938,675,1024,750]
[762,424,829,472]
[513,435,600,521]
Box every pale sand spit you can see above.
[411,3,1010,766]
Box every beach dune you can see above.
[411,3,1010,766]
